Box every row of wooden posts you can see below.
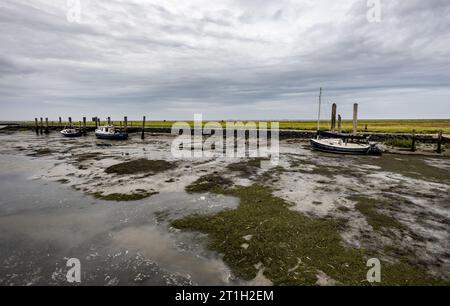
[34,116,147,139]
[328,103,444,153]
[329,103,359,135]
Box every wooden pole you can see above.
[437,130,443,154]
[40,117,43,135]
[108,117,111,125]
[141,116,146,140]
[124,116,128,133]
[352,103,358,135]
[337,114,342,134]
[59,117,62,127]
[35,118,39,134]
[45,117,49,134]
[411,129,416,152]
[83,117,87,135]
[331,103,337,131]
[68,117,72,128]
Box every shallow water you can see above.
[0,153,239,286]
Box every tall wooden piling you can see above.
[352,103,358,135]
[83,117,87,135]
[35,118,39,134]
[337,115,342,134]
[141,116,146,140]
[437,130,443,154]
[45,118,49,134]
[331,103,337,131]
[124,116,128,133]
[40,117,43,135]
[108,117,111,125]
[93,117,98,129]
[411,129,416,152]
[59,117,62,127]
[68,117,72,128]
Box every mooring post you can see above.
[437,130,443,154]
[411,129,416,152]
[352,103,358,135]
[35,118,39,134]
[331,103,337,131]
[124,116,128,133]
[58,117,62,127]
[337,114,342,134]
[39,117,43,134]
[82,117,87,135]
[107,117,111,125]
[68,117,72,128]
[141,116,146,140]
[45,117,49,134]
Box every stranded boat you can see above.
[310,88,382,155]
[60,128,82,137]
[95,125,128,140]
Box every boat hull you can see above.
[60,130,82,137]
[95,132,128,140]
[310,139,371,155]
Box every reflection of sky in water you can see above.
[0,154,238,286]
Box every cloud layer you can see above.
[1,0,449,120]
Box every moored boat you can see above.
[60,128,82,137]
[95,126,128,140]
[310,138,372,154]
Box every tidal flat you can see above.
[0,131,449,285]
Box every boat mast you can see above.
[317,87,322,138]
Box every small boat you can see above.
[310,88,382,155]
[60,128,82,137]
[310,138,372,154]
[95,126,128,140]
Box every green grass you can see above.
[17,119,450,134]
[384,138,413,148]
[172,176,445,285]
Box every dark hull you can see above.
[310,139,371,155]
[95,133,128,140]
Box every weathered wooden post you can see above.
[35,118,39,134]
[83,117,87,135]
[437,130,443,154]
[141,116,146,140]
[352,103,358,135]
[411,129,416,152]
[331,103,337,131]
[124,116,128,133]
[337,115,342,134]
[45,117,49,134]
[40,117,43,134]
[58,117,62,127]
[79,121,82,132]
[107,117,111,125]
[68,117,72,128]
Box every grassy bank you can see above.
[13,119,450,134]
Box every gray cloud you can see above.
[0,0,449,120]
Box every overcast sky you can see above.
[1,0,449,121]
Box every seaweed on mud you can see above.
[91,191,158,201]
[226,158,269,177]
[172,178,446,285]
[27,148,52,157]
[350,196,406,232]
[185,174,233,193]
[105,159,177,175]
